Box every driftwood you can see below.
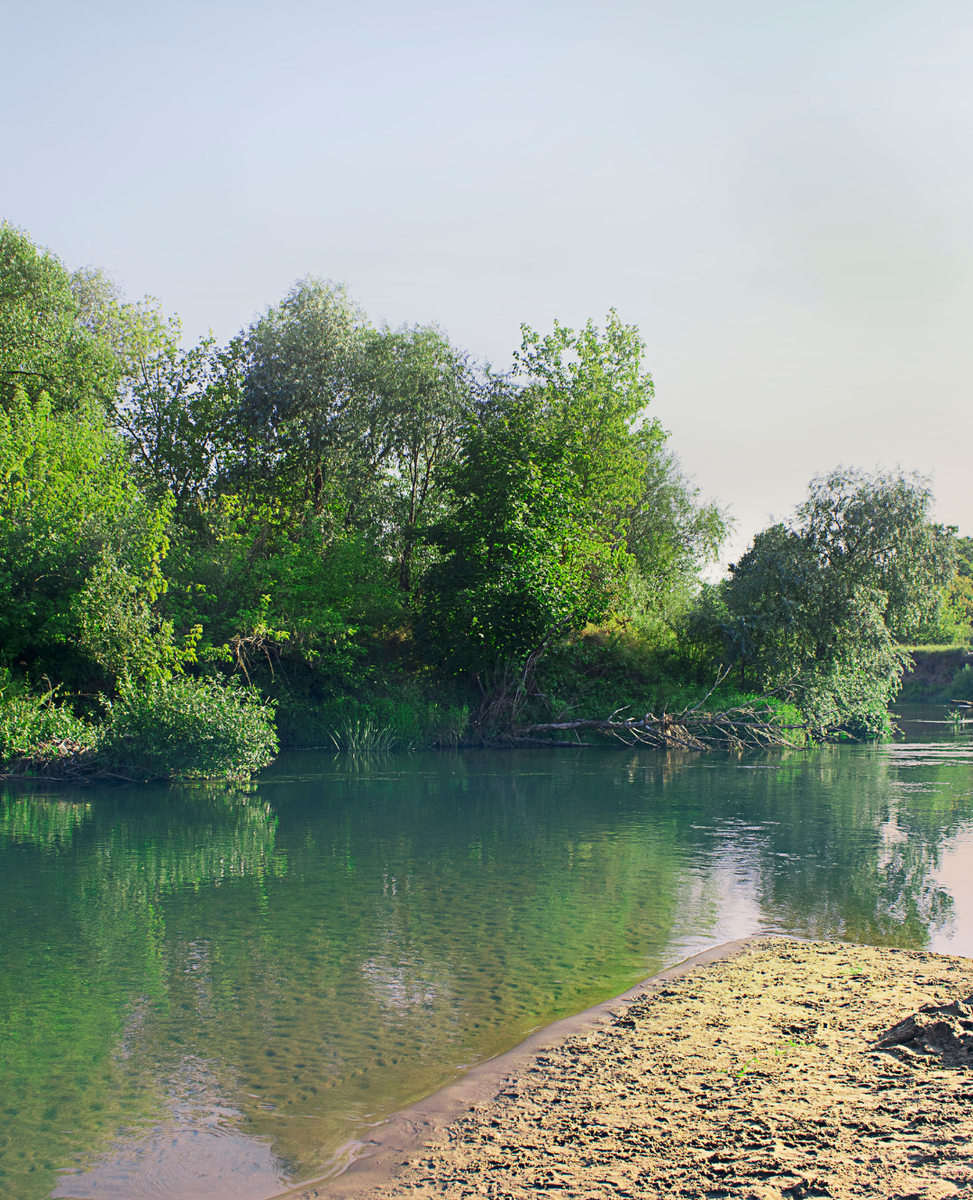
[512,709,807,750]
[508,670,810,751]
[473,735,597,749]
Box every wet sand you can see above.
[282,939,973,1200]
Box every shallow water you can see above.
[1,708,972,1199]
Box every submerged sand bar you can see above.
[285,939,973,1199]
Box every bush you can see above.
[102,675,278,780]
[948,664,973,704]
[0,685,97,765]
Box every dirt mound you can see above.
[878,997,973,1064]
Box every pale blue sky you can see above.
[4,0,972,553]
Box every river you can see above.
[1,707,971,1199]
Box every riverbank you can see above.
[284,938,973,1200]
[898,647,973,704]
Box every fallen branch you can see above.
[515,702,810,751]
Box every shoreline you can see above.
[267,937,778,1199]
[273,938,973,1200]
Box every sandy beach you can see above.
[285,938,973,1200]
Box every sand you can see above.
[285,939,973,1200]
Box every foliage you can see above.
[622,449,730,634]
[359,323,473,593]
[509,625,802,736]
[0,670,277,782]
[896,648,972,703]
[720,469,955,735]
[71,551,185,682]
[0,223,119,413]
[0,674,97,765]
[235,277,370,512]
[161,499,402,687]
[101,675,278,780]
[512,312,660,517]
[948,664,973,703]
[417,314,663,675]
[274,686,469,750]
[0,388,172,684]
[911,535,973,645]
[4,225,962,763]
[113,316,246,513]
[796,468,955,640]
[328,719,400,754]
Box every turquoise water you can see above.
[1,710,972,1199]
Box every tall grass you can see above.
[328,719,401,754]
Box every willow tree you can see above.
[236,277,370,517]
[722,468,955,735]
[360,323,473,594]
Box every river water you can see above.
[1,708,972,1200]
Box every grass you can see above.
[897,643,972,653]
[328,719,402,754]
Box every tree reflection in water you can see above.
[1,720,971,1200]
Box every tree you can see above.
[721,468,955,734]
[796,468,955,640]
[0,224,119,414]
[236,278,371,515]
[417,313,662,675]
[911,534,973,645]
[111,317,245,514]
[0,388,172,685]
[513,311,660,524]
[623,449,730,632]
[949,536,973,641]
[160,498,402,690]
[359,323,473,594]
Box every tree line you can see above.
[0,222,968,776]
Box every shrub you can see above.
[0,686,97,765]
[948,664,973,704]
[102,675,278,780]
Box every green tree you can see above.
[623,449,730,633]
[513,311,660,521]
[910,534,973,645]
[0,388,171,685]
[359,323,473,594]
[417,313,661,675]
[721,468,955,734]
[949,536,973,640]
[0,224,119,414]
[236,278,371,515]
[112,318,245,515]
[160,498,402,690]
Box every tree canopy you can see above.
[720,468,956,734]
[417,314,676,673]
[0,223,119,414]
[1,224,965,769]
